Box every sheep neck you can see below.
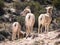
[46,12,52,17]
[47,9,52,16]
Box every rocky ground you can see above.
[0,29,60,45]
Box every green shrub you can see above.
[52,0,60,9]
[56,17,60,23]
[16,16,25,26]
[13,1,45,14]
[0,0,4,8]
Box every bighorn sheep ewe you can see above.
[38,6,53,33]
[20,6,35,38]
[12,22,21,40]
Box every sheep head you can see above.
[20,6,31,16]
[46,6,53,14]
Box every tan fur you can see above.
[20,6,31,16]
[12,22,21,40]
[25,13,35,37]
[38,6,53,33]
[20,6,35,37]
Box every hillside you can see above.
[0,0,60,45]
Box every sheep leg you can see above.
[26,26,28,38]
[45,25,47,33]
[12,32,16,40]
[26,26,30,38]
[41,26,42,33]
[30,26,34,37]
[28,26,31,36]
[47,25,49,32]
[40,24,42,33]
[17,29,20,39]
[31,26,33,33]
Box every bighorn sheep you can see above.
[20,6,35,38]
[38,6,53,33]
[12,22,21,40]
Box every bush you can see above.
[52,0,60,9]
[16,16,25,26]
[13,1,45,14]
[56,17,60,23]
[0,0,5,16]
[0,0,4,8]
